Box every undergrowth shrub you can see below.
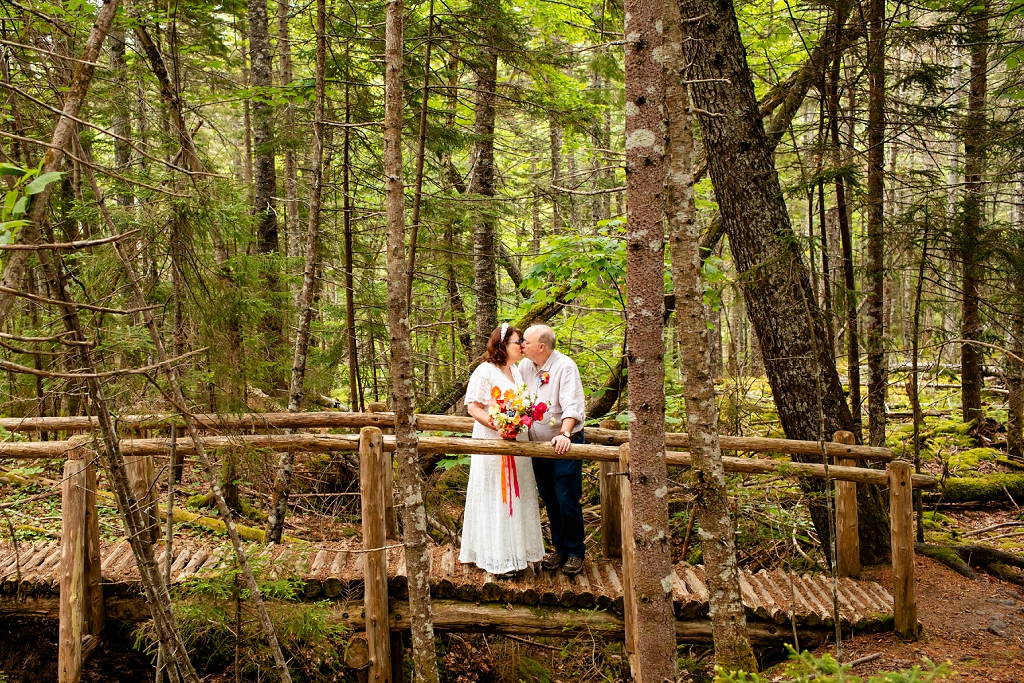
[134,558,350,682]
[715,649,951,683]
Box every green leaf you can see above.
[3,191,16,215]
[0,163,26,177]
[12,196,28,216]
[24,171,63,196]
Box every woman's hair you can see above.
[484,324,522,367]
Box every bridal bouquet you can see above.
[489,384,547,515]
[489,384,547,440]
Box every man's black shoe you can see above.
[541,552,566,570]
[562,556,584,577]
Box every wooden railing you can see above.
[2,410,929,679]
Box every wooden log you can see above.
[0,411,894,461]
[59,455,87,683]
[83,455,104,637]
[555,572,577,608]
[617,443,638,665]
[888,460,918,640]
[599,420,624,560]
[434,548,456,599]
[124,451,158,544]
[572,566,596,608]
[360,426,392,683]
[366,404,399,541]
[480,574,502,602]
[0,432,934,489]
[832,431,861,579]
[345,632,372,670]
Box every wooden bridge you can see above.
[0,538,898,644]
[0,409,935,680]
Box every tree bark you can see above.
[248,0,283,381]
[960,4,988,425]
[1008,173,1024,459]
[826,17,862,436]
[384,2,440,680]
[469,24,499,356]
[622,0,677,678]
[407,0,434,307]
[864,0,887,448]
[664,0,755,669]
[675,0,891,565]
[344,71,362,412]
[278,0,301,262]
[266,0,327,546]
[110,27,132,206]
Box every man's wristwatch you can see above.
[559,431,572,439]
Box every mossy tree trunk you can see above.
[664,0,756,669]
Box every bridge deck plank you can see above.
[0,541,896,632]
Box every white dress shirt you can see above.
[519,349,586,442]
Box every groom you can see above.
[519,324,587,576]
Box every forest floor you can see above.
[798,501,1024,683]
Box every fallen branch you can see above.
[963,521,1024,537]
[916,542,1024,585]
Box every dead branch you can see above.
[0,229,140,250]
[0,348,205,378]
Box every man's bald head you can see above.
[525,324,556,349]
[523,324,556,365]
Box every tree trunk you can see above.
[277,0,301,263]
[1008,173,1024,459]
[469,29,498,356]
[407,0,434,307]
[864,0,887,448]
[960,5,988,425]
[344,71,362,412]
[384,1,440,679]
[110,27,132,206]
[675,0,891,565]
[623,0,677,678]
[248,0,283,381]
[826,20,862,436]
[550,120,563,234]
[664,0,755,669]
[267,0,327,546]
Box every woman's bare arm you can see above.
[466,401,495,429]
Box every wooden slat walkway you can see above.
[0,541,894,631]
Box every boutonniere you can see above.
[538,371,550,386]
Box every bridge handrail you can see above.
[0,410,894,461]
[0,430,935,488]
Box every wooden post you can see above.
[888,460,918,639]
[367,402,399,540]
[360,426,392,683]
[59,452,87,683]
[617,443,638,667]
[600,419,623,559]
[833,430,860,578]
[83,450,105,645]
[125,445,158,543]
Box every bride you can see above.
[459,323,545,576]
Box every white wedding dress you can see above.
[459,362,545,574]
